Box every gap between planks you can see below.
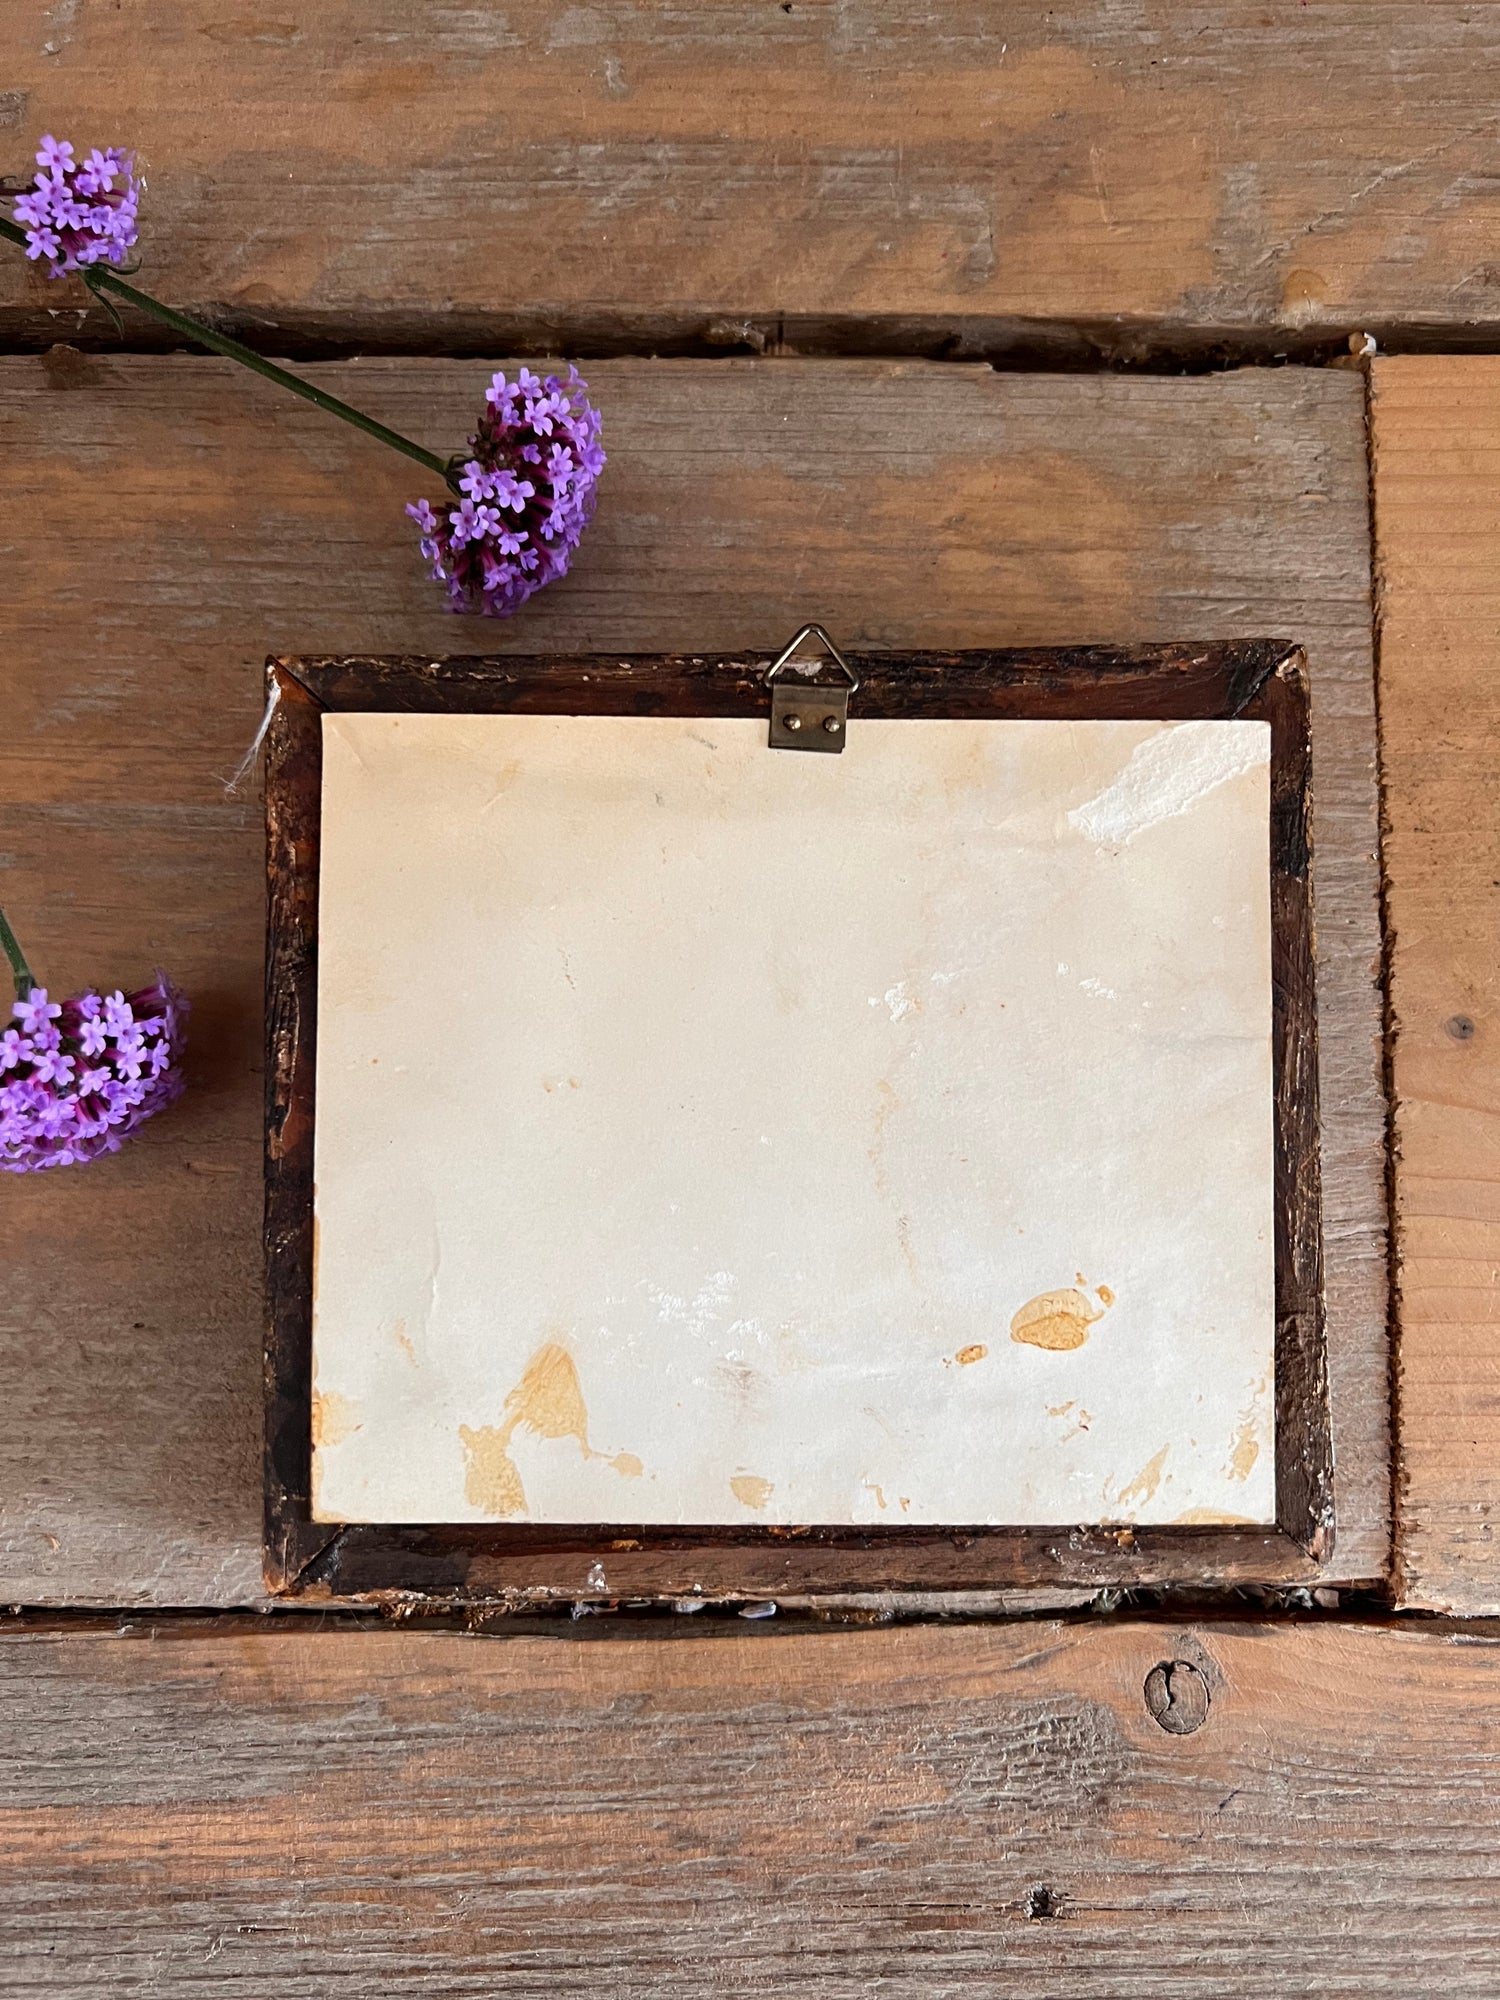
[0,311,1391,371]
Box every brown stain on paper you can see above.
[1225,1375,1270,1485]
[504,1340,592,1447]
[731,1473,775,1510]
[1054,1402,1093,1441]
[1227,1419,1261,1483]
[1010,1281,1114,1352]
[310,1388,361,1449]
[310,1387,362,1519]
[459,1424,528,1517]
[1173,1507,1261,1526]
[460,1341,643,1518]
[1115,1444,1169,1512]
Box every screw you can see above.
[1143,1659,1210,1734]
[783,712,802,731]
[823,715,842,734]
[1447,1014,1476,1041]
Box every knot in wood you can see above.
[1025,1885,1065,1921]
[1143,1659,1210,1734]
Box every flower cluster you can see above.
[407,366,605,616]
[12,134,139,277]
[0,978,188,1174]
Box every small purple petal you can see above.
[14,989,62,1036]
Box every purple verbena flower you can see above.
[406,365,604,617]
[14,989,61,1036]
[456,460,495,503]
[77,1014,109,1057]
[1,976,188,1174]
[77,148,120,195]
[36,135,74,174]
[11,135,140,279]
[30,1042,76,1087]
[23,225,62,265]
[492,469,534,511]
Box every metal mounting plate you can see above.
[769,678,849,752]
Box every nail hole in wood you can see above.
[1144,1659,1211,1734]
[1025,1885,1065,1920]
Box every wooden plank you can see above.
[0,357,1387,1602]
[3,4,1500,353]
[3,1615,1500,1992]
[1372,357,1500,1613]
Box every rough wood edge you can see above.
[1258,653,1333,1556]
[263,662,337,1592]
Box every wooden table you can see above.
[2,8,1499,1989]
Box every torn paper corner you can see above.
[1068,720,1269,847]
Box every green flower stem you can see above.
[0,214,458,489]
[0,906,34,1003]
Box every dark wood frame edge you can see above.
[263,640,1330,1603]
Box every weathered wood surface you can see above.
[3,4,1500,355]
[2,1615,1499,1994]
[0,356,1387,1602]
[1373,358,1500,1614]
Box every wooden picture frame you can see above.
[264,640,1329,1602]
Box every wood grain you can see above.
[0,357,1386,1602]
[3,1615,1500,1993]
[4,5,1500,355]
[1372,357,1500,1613]
[265,644,1330,1600]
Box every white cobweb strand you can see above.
[223,679,282,796]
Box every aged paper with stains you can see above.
[310,712,1276,1527]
